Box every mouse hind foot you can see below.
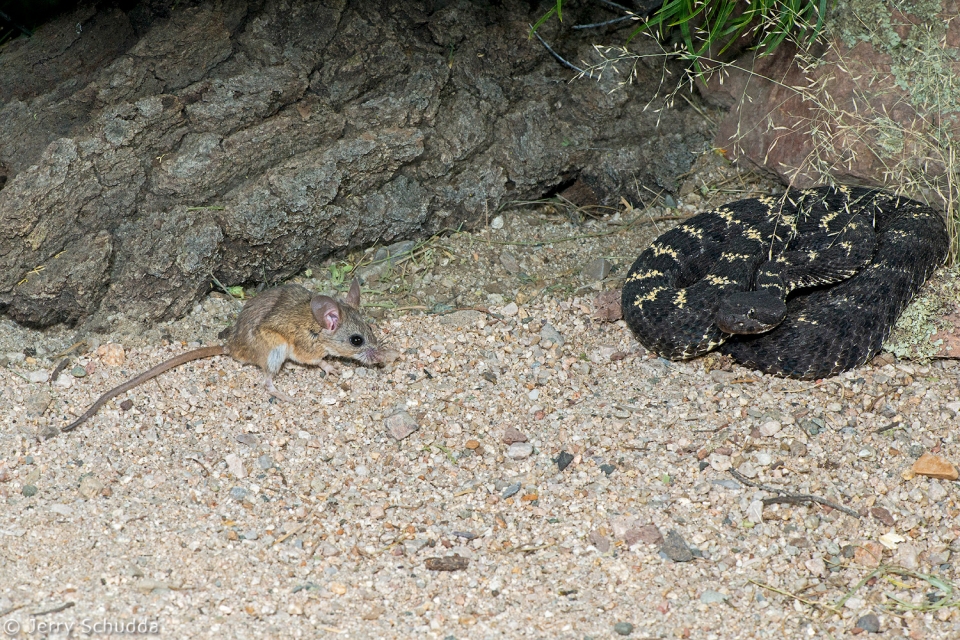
[264,376,295,402]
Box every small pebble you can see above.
[737,462,758,478]
[582,258,611,281]
[501,427,528,444]
[499,252,520,274]
[700,589,727,604]
[613,621,634,636]
[759,421,782,437]
[540,324,564,347]
[711,479,740,490]
[501,302,519,317]
[501,482,521,499]
[235,433,259,447]
[802,419,822,435]
[624,524,662,546]
[78,476,104,499]
[425,555,469,571]
[50,503,74,516]
[385,411,419,441]
[588,530,611,553]
[660,529,694,562]
[804,556,826,576]
[556,451,574,471]
[24,393,52,418]
[506,442,533,459]
[97,343,126,366]
[225,453,246,479]
[911,452,958,480]
[895,543,920,570]
[855,613,880,633]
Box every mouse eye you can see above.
[350,334,364,347]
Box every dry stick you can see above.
[49,358,70,384]
[728,468,861,519]
[875,421,904,435]
[748,579,842,615]
[32,602,75,616]
[52,341,87,359]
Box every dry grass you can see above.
[574,10,960,264]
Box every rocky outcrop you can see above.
[0,1,710,329]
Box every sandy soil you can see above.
[2,159,959,639]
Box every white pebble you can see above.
[54,375,74,388]
[225,454,246,479]
[804,556,826,576]
[708,453,731,471]
[759,421,782,437]
[737,462,758,478]
[506,442,533,459]
[49,504,74,516]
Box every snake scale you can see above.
[621,186,949,379]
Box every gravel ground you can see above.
[2,161,960,639]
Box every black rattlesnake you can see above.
[621,186,949,379]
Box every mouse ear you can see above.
[346,278,361,308]
[311,296,341,332]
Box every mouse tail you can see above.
[61,345,226,433]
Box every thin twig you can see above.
[209,274,243,308]
[875,421,903,434]
[32,602,75,616]
[49,358,70,384]
[51,341,87,359]
[729,468,861,518]
[273,524,306,546]
[749,579,842,615]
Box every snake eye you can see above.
[350,334,365,347]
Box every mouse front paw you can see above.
[318,360,339,376]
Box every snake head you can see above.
[716,291,787,334]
